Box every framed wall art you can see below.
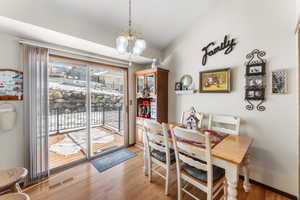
[245,76,265,89]
[245,88,265,100]
[246,63,266,76]
[0,69,23,101]
[272,70,288,94]
[199,68,231,93]
[175,82,182,91]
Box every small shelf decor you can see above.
[175,74,196,94]
[175,90,196,95]
[244,49,267,111]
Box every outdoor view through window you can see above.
[48,57,125,169]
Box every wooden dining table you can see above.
[143,122,253,200]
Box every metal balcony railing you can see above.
[48,105,123,135]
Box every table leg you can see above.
[242,153,251,192]
[225,164,239,200]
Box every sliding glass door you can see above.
[89,67,126,156]
[48,56,127,170]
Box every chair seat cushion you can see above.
[183,163,225,183]
[151,149,176,162]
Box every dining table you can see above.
[143,122,253,200]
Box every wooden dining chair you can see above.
[171,126,226,200]
[143,119,176,195]
[208,114,250,192]
[180,107,204,129]
[208,114,240,135]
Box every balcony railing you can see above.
[48,105,123,135]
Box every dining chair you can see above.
[208,114,240,135]
[180,107,204,129]
[143,119,176,195]
[171,126,226,200]
[208,114,250,192]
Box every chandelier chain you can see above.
[129,0,132,36]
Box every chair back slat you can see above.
[172,127,205,143]
[209,126,237,135]
[178,154,208,171]
[143,119,169,153]
[147,132,165,144]
[176,142,207,161]
[208,114,240,135]
[149,141,166,152]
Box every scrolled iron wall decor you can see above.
[244,49,267,111]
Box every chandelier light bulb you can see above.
[135,39,146,51]
[133,46,142,56]
[116,36,128,54]
[117,46,127,54]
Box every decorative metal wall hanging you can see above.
[202,35,237,66]
[244,49,266,111]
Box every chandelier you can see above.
[116,0,146,65]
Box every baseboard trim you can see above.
[240,176,297,200]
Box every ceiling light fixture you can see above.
[116,0,146,66]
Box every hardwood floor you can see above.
[25,147,288,200]
[49,127,124,169]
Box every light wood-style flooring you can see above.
[49,127,124,169]
[25,147,288,200]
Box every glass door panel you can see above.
[90,66,125,156]
[136,76,144,97]
[146,74,155,96]
[48,58,88,170]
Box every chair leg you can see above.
[224,179,228,200]
[165,166,170,195]
[148,157,152,182]
[177,177,182,200]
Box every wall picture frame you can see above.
[0,69,23,100]
[246,63,266,76]
[245,88,265,100]
[272,70,288,94]
[199,68,231,93]
[175,82,182,91]
[245,75,265,89]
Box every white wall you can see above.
[163,0,298,196]
[297,0,300,19]
[0,34,24,168]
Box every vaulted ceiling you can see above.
[0,0,217,50]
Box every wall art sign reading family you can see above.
[202,35,237,66]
